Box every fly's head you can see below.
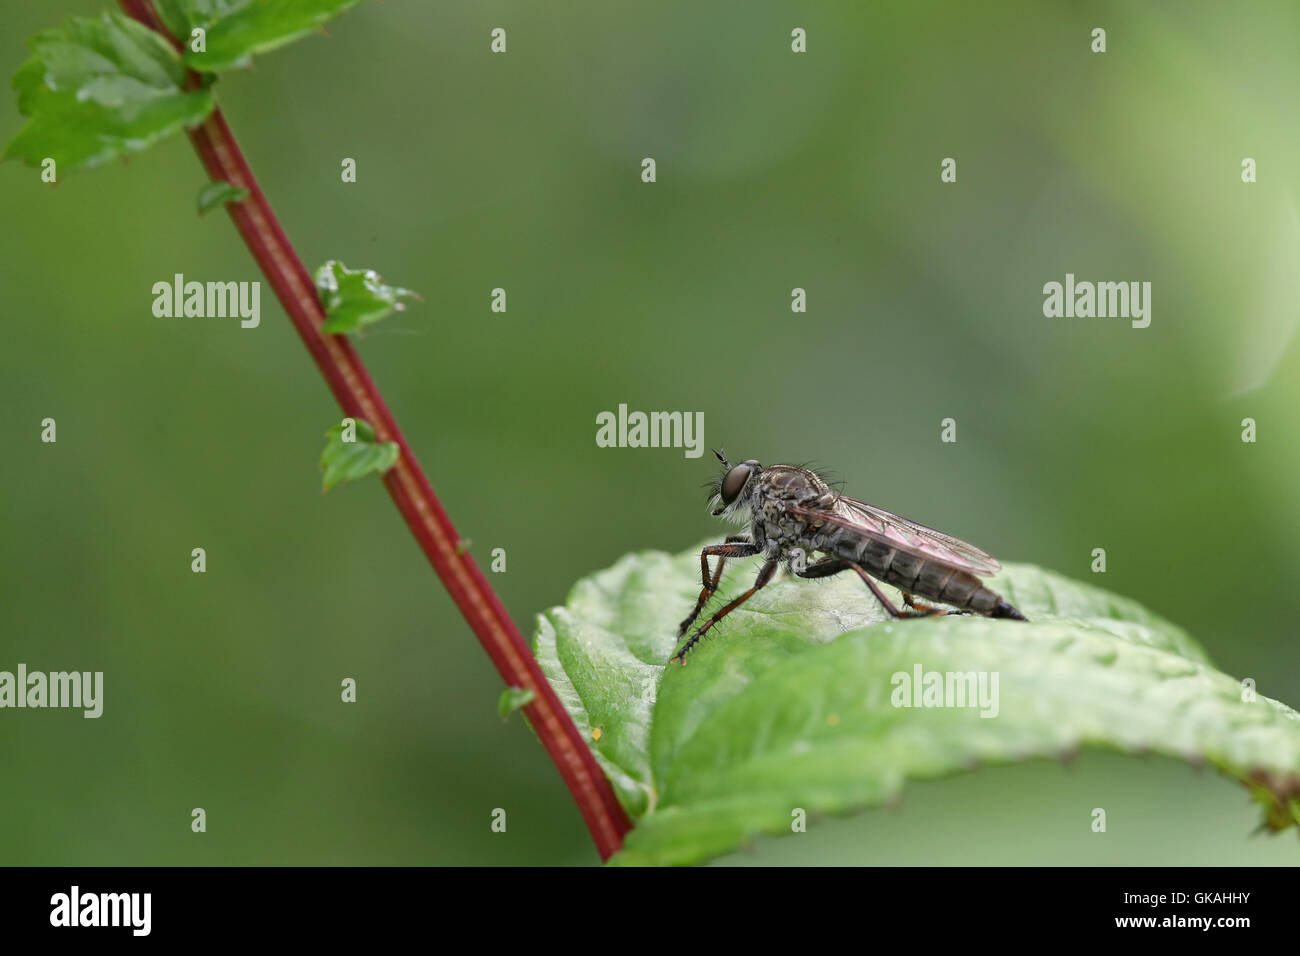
[706,448,762,525]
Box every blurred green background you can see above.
[2,0,1298,865]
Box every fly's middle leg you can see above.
[676,535,759,638]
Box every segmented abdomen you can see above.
[823,526,1002,614]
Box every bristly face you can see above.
[706,448,762,521]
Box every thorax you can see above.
[748,466,838,554]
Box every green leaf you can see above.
[318,417,398,492]
[314,261,419,336]
[534,541,1300,866]
[3,12,215,170]
[155,0,365,73]
[197,180,249,214]
[498,687,535,720]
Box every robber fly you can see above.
[670,450,1027,663]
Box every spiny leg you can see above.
[671,557,777,664]
[853,567,908,618]
[850,566,950,619]
[676,536,757,638]
[797,559,940,618]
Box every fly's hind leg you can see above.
[848,567,953,619]
[676,535,759,639]
[901,592,970,616]
[852,567,906,618]
[794,559,926,618]
[797,561,949,619]
[794,559,907,618]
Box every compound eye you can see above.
[720,464,751,505]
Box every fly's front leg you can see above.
[676,536,758,638]
[671,556,777,664]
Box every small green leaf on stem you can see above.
[315,260,419,335]
[3,12,215,170]
[197,180,249,214]
[498,686,536,720]
[319,417,399,492]
[154,0,366,74]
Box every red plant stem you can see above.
[119,0,631,859]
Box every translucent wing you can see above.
[789,495,1002,575]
